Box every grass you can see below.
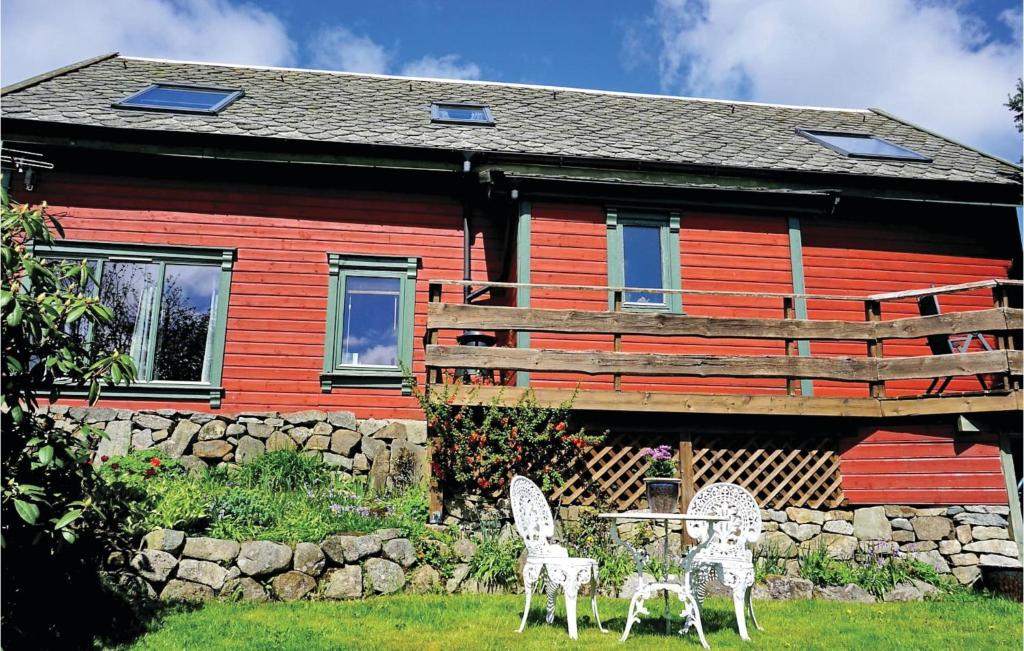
[119,593,1022,651]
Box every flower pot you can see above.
[644,477,681,513]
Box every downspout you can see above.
[462,155,473,303]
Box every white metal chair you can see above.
[683,483,763,642]
[510,475,607,640]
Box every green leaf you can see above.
[110,364,122,384]
[0,289,12,307]
[6,301,23,326]
[37,445,54,465]
[13,499,40,525]
[53,509,83,530]
[61,530,77,544]
[66,304,88,323]
[87,381,100,405]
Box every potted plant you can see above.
[642,445,680,513]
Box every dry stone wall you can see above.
[40,405,428,486]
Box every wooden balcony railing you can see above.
[424,278,1023,417]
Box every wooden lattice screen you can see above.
[551,430,845,510]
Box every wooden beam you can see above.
[426,345,1014,383]
[444,386,1022,417]
[867,279,1023,302]
[426,303,1019,342]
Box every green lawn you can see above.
[121,593,1021,651]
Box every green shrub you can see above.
[236,450,328,492]
[563,509,638,590]
[415,525,462,580]
[797,542,958,598]
[470,535,524,590]
[754,540,788,581]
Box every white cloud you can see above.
[1000,7,1022,43]
[308,25,391,74]
[647,0,1022,160]
[400,54,481,80]
[1,0,296,85]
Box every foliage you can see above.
[1,182,141,647]
[562,509,638,589]
[797,543,958,598]
[98,450,429,543]
[1007,78,1023,134]
[122,593,1024,651]
[414,525,463,581]
[468,534,524,590]
[235,450,329,493]
[640,445,676,478]
[409,372,602,494]
[753,540,788,581]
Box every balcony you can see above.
[424,278,1022,418]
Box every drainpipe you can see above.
[462,155,473,303]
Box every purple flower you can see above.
[306,490,315,498]
[330,503,342,514]
[641,445,673,461]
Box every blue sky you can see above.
[3,0,1022,163]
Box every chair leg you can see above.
[545,579,558,624]
[683,591,709,650]
[733,585,750,641]
[620,591,643,642]
[517,580,534,633]
[590,572,607,633]
[563,575,580,640]
[746,585,763,631]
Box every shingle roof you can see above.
[2,54,1020,186]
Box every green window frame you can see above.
[33,240,235,408]
[606,208,682,313]
[321,253,418,394]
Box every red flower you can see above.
[477,478,490,489]
[100,455,109,462]
[150,457,162,467]
[110,463,120,470]
[144,468,155,477]
[555,421,567,432]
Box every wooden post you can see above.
[426,282,444,523]
[679,432,696,544]
[865,300,885,398]
[783,296,798,396]
[992,286,1015,391]
[998,431,1023,560]
[612,289,623,391]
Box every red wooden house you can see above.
[2,54,1021,543]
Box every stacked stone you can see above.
[129,528,458,602]
[39,406,428,488]
[757,505,1019,586]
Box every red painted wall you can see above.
[839,423,1007,505]
[37,172,507,419]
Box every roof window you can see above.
[796,129,931,161]
[431,103,494,125]
[113,83,243,114]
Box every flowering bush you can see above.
[410,373,602,494]
[641,445,677,478]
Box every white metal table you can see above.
[599,510,728,648]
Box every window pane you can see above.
[92,262,160,378]
[801,131,929,160]
[623,225,665,305]
[435,104,491,123]
[341,276,401,367]
[122,86,234,111]
[154,265,220,382]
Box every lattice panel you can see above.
[550,431,677,510]
[550,431,845,510]
[692,433,845,509]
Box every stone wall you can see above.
[41,405,428,486]
[127,527,478,602]
[757,504,1019,587]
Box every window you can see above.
[796,129,931,161]
[35,241,234,407]
[430,103,494,125]
[606,209,682,313]
[322,254,418,392]
[113,83,244,114]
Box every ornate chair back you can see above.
[510,475,561,557]
[684,483,762,558]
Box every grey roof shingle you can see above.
[2,55,1020,186]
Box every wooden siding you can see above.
[37,172,506,418]
[802,214,1013,397]
[839,422,1008,505]
[529,204,792,394]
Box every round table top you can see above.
[598,510,729,522]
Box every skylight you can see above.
[113,83,244,114]
[431,103,494,125]
[796,129,931,161]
